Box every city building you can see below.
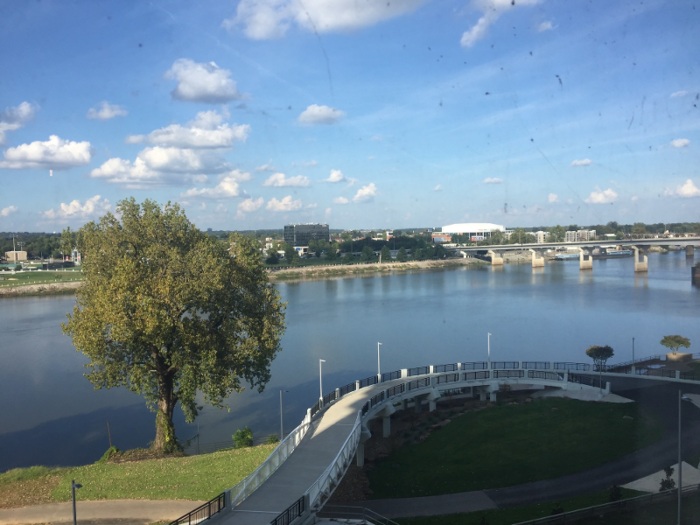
[535,231,550,243]
[283,223,330,246]
[431,233,452,243]
[5,251,27,263]
[442,223,506,242]
[565,230,597,242]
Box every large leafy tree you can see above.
[585,345,614,391]
[660,335,691,355]
[62,199,286,454]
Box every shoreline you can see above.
[0,281,81,298]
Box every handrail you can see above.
[168,492,225,525]
[269,496,305,525]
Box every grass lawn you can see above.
[369,398,663,499]
[395,488,644,525]
[574,491,700,524]
[0,270,83,287]
[0,445,275,508]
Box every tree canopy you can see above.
[62,198,286,454]
[585,345,614,369]
[660,335,691,355]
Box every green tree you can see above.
[342,251,354,264]
[380,245,391,263]
[232,427,253,448]
[548,225,566,243]
[62,199,285,454]
[282,243,299,264]
[631,222,648,234]
[396,247,408,262]
[660,335,690,355]
[361,245,374,262]
[60,227,74,259]
[585,345,614,391]
[413,247,423,261]
[325,244,337,262]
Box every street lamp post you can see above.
[487,333,491,369]
[279,390,288,441]
[632,337,635,366]
[319,359,326,401]
[71,480,82,525]
[377,342,382,376]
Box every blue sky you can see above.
[0,0,698,232]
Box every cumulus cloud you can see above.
[571,158,592,167]
[353,183,377,203]
[165,59,244,104]
[126,110,249,149]
[262,172,310,187]
[87,101,128,120]
[43,195,111,221]
[631,195,639,202]
[333,196,349,204]
[1,205,18,217]
[538,20,554,32]
[670,138,690,148]
[548,193,559,203]
[325,169,346,183]
[433,184,442,191]
[298,104,345,125]
[238,197,264,212]
[325,207,331,217]
[670,91,688,98]
[255,160,276,172]
[584,187,618,204]
[461,0,542,48]
[0,135,91,170]
[181,171,252,199]
[665,179,700,198]
[266,196,302,212]
[483,177,502,184]
[0,102,38,144]
[224,0,428,40]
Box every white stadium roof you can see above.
[442,223,505,234]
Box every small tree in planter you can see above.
[660,335,691,356]
[586,345,614,392]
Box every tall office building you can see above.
[283,223,330,246]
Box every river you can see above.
[0,252,698,472]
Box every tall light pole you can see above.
[678,392,692,525]
[279,390,288,441]
[487,333,492,369]
[319,359,326,401]
[71,480,82,525]
[632,337,635,366]
[377,342,382,376]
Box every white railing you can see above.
[305,410,363,509]
[229,417,311,507]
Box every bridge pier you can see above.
[356,425,372,467]
[487,250,504,266]
[529,249,545,268]
[686,245,695,257]
[633,246,648,273]
[579,249,592,270]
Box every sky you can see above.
[0,0,698,232]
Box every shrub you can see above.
[266,434,280,445]
[96,446,121,463]
[233,427,254,448]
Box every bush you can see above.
[233,427,254,448]
[96,445,121,463]
[265,434,280,445]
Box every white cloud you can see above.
[165,59,244,104]
[126,111,249,149]
[461,0,542,48]
[43,195,110,221]
[255,160,276,172]
[666,179,700,198]
[371,135,383,141]
[483,177,502,184]
[333,196,349,204]
[571,158,592,167]
[325,169,346,183]
[548,193,559,203]
[298,104,345,125]
[1,205,18,217]
[353,183,377,203]
[631,196,639,202]
[238,196,264,212]
[180,171,253,199]
[262,172,310,187]
[538,21,554,32]
[86,101,128,120]
[138,147,229,174]
[325,207,331,217]
[584,187,618,204]
[670,91,688,98]
[0,135,91,170]
[433,184,443,191]
[266,196,302,212]
[0,102,38,144]
[224,0,428,40]
[305,203,318,209]
[670,138,690,148]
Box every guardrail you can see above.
[168,492,225,525]
[270,496,305,525]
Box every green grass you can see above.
[2,445,275,503]
[0,270,83,287]
[396,488,644,525]
[369,398,664,499]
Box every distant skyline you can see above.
[1,0,698,232]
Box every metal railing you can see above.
[568,373,598,387]
[339,381,356,396]
[359,374,378,388]
[370,391,386,408]
[436,373,460,384]
[554,362,591,371]
[523,361,550,369]
[168,492,225,525]
[528,370,563,381]
[464,371,490,380]
[386,384,405,397]
[433,363,458,373]
[635,368,677,378]
[408,377,431,390]
[493,369,524,378]
[322,390,336,406]
[381,370,401,382]
[408,366,429,376]
[491,361,520,369]
[462,361,487,370]
[270,496,305,525]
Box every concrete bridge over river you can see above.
[442,236,700,273]
[169,354,700,525]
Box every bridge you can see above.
[169,353,700,525]
[442,236,700,273]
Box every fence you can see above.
[168,492,225,525]
[381,370,401,381]
[270,496,305,525]
[433,363,458,373]
[408,366,429,376]
[462,361,487,370]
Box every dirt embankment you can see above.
[0,281,81,297]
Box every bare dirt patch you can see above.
[0,476,62,509]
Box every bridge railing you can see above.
[554,362,591,371]
[433,363,458,373]
[168,492,225,525]
[492,361,520,369]
[407,366,429,376]
[381,370,401,381]
[462,361,488,370]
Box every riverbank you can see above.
[0,281,81,297]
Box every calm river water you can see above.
[1,252,698,471]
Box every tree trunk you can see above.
[153,370,179,454]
